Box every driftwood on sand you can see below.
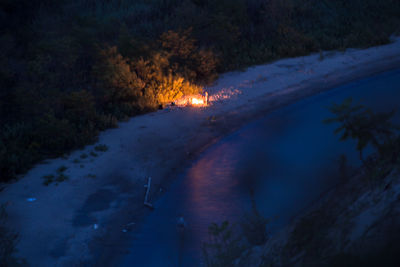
[144,177,154,209]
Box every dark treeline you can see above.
[1,0,399,182]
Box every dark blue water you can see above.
[122,69,400,267]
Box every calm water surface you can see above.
[122,69,400,267]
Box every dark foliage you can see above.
[1,0,400,181]
[325,98,400,166]
[0,204,22,266]
[202,221,247,267]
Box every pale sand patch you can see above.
[1,38,400,266]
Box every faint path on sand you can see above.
[1,38,400,266]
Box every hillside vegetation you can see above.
[202,100,400,267]
[1,0,400,182]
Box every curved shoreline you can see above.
[102,43,400,266]
[1,39,400,266]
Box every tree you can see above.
[324,98,398,164]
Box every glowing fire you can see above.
[190,97,205,106]
[174,93,208,107]
[173,89,241,107]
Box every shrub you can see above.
[159,28,219,83]
[62,90,97,126]
[93,42,203,113]
[202,221,247,267]
[32,113,77,155]
[241,212,268,246]
[0,123,38,181]
[325,98,399,164]
[97,113,118,130]
[1,0,399,182]
[42,174,55,186]
[0,204,21,266]
[92,46,144,113]
[55,173,68,184]
[56,166,67,173]
[94,144,108,152]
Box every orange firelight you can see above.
[174,92,208,107]
[190,97,205,106]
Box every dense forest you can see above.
[1,0,400,182]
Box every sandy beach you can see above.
[1,37,400,266]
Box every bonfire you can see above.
[174,92,209,107]
[173,89,241,107]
